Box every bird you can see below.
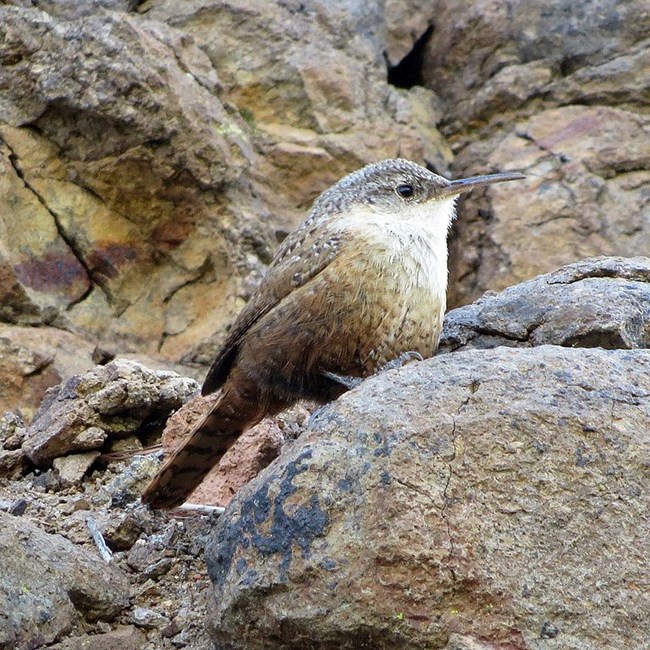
[141,158,524,509]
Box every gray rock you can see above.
[131,606,170,630]
[0,511,129,650]
[53,451,101,485]
[97,510,146,552]
[439,256,650,352]
[0,449,26,478]
[105,453,163,508]
[22,358,198,465]
[0,411,25,447]
[47,625,146,650]
[205,345,650,650]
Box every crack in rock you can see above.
[3,138,111,308]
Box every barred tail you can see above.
[141,383,264,510]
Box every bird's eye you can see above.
[396,183,415,199]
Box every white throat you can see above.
[333,197,457,315]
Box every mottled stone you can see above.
[22,359,198,465]
[0,324,96,419]
[0,511,129,649]
[206,346,649,650]
[52,451,100,484]
[48,626,146,650]
[421,0,650,307]
[439,256,650,353]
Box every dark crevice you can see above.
[386,24,434,89]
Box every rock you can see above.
[159,394,306,507]
[205,346,649,649]
[0,510,129,649]
[98,510,146,552]
[439,256,650,352]
[420,0,650,306]
[53,451,100,484]
[107,434,144,454]
[22,358,198,465]
[48,626,146,650]
[30,468,62,494]
[385,0,433,63]
[131,606,170,630]
[0,449,27,478]
[0,324,96,419]
[425,0,648,134]
[0,4,257,367]
[104,454,165,508]
[444,635,496,650]
[0,411,26,449]
[127,538,170,575]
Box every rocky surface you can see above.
[0,359,217,650]
[0,0,648,647]
[439,256,650,352]
[205,345,650,650]
[0,256,648,649]
[0,0,452,416]
[422,0,650,305]
[23,358,198,465]
[0,324,96,421]
[0,510,129,648]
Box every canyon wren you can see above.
[142,158,524,509]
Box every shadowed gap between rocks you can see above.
[387,24,434,89]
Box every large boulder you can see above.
[0,511,129,649]
[205,345,649,649]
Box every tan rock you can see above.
[449,105,650,304]
[22,359,198,465]
[53,451,101,484]
[48,626,146,650]
[0,448,27,478]
[385,0,433,63]
[420,0,649,307]
[0,324,96,420]
[0,136,89,316]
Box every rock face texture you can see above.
[22,358,198,465]
[3,1,646,414]
[205,345,650,650]
[422,0,650,306]
[0,358,217,650]
[0,0,449,414]
[439,256,650,352]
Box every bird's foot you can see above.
[321,351,423,390]
[322,370,363,389]
[377,350,423,372]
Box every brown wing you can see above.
[202,221,343,394]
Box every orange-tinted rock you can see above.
[159,394,309,507]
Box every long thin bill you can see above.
[441,171,525,197]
